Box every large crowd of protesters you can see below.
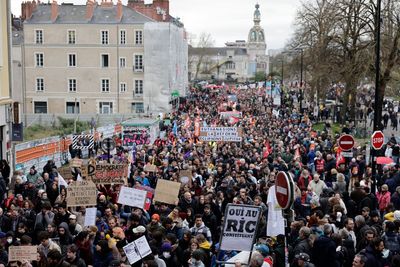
[0,84,399,267]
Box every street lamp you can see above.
[371,0,382,194]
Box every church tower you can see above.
[247,4,266,59]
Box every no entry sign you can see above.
[275,171,294,210]
[338,134,355,151]
[371,131,384,150]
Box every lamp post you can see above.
[371,0,382,194]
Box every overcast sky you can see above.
[11,0,302,49]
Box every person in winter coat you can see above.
[65,244,86,267]
[311,224,337,267]
[93,239,114,267]
[292,226,312,263]
[363,237,385,267]
[57,222,74,257]
[377,184,391,216]
[47,249,71,267]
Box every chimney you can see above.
[86,0,94,21]
[116,0,123,22]
[50,0,58,22]
[101,0,113,8]
[23,1,34,20]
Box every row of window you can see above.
[35,29,143,45]
[35,53,143,71]
[33,101,144,114]
[34,78,143,94]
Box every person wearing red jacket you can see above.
[377,184,391,217]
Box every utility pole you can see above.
[299,49,304,112]
[371,0,382,194]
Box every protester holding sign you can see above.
[3,83,400,267]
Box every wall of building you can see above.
[0,0,12,161]
[143,22,188,113]
[23,23,146,114]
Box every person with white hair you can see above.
[309,173,327,197]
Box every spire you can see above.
[254,3,260,25]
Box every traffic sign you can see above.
[371,131,384,150]
[101,137,115,151]
[338,134,355,151]
[275,171,294,210]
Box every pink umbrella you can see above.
[376,157,394,165]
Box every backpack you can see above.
[383,234,400,254]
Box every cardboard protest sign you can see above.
[220,204,262,252]
[179,169,192,186]
[87,164,128,184]
[199,127,243,142]
[134,185,154,210]
[8,246,38,262]
[84,207,97,226]
[123,236,152,265]
[153,179,181,205]
[71,158,83,168]
[144,164,157,172]
[66,180,97,207]
[117,187,147,209]
[58,166,73,181]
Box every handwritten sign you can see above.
[123,127,150,147]
[8,246,38,262]
[71,158,83,168]
[84,207,97,226]
[66,180,97,207]
[154,179,181,205]
[134,185,154,210]
[87,164,128,184]
[117,187,147,209]
[144,164,157,172]
[58,166,73,181]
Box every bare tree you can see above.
[193,32,215,80]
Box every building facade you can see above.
[16,0,187,118]
[189,4,269,82]
[0,0,12,161]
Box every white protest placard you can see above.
[199,127,242,142]
[8,246,38,262]
[84,207,97,226]
[220,204,262,252]
[123,242,141,265]
[117,187,147,209]
[134,236,152,258]
[123,236,152,265]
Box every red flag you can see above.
[184,116,191,129]
[228,116,240,125]
[336,147,345,168]
[194,117,201,136]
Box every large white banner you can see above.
[220,204,262,251]
[117,187,147,209]
[199,127,242,142]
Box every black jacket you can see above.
[312,235,337,267]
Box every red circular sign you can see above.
[338,134,355,151]
[275,172,294,210]
[371,131,385,150]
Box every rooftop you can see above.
[25,3,154,24]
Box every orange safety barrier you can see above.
[16,137,72,164]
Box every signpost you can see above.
[338,134,355,151]
[101,137,115,163]
[371,131,384,150]
[371,130,385,194]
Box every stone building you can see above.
[13,0,188,119]
[188,4,269,82]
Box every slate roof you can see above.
[25,4,154,24]
[189,46,248,56]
